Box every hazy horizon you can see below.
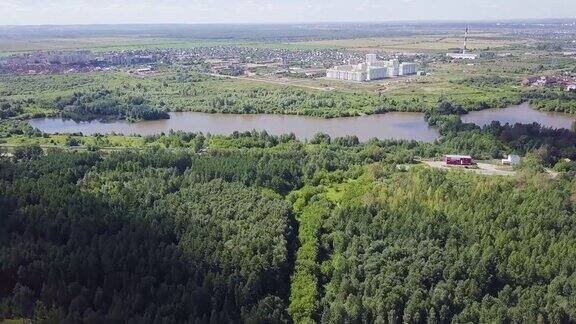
[1,0,575,26]
[1,17,576,28]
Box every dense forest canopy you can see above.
[0,124,575,323]
[0,150,294,323]
[54,89,170,121]
[289,168,576,323]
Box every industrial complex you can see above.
[446,28,478,60]
[326,54,418,82]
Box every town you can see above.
[0,46,366,77]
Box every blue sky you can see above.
[1,0,575,25]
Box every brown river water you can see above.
[29,102,575,142]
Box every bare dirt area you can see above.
[422,160,516,176]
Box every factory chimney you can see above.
[463,28,469,54]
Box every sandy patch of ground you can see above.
[422,160,516,176]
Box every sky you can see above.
[1,0,575,25]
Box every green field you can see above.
[293,34,527,53]
[0,30,527,55]
[0,37,234,54]
[0,37,339,55]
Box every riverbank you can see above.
[23,103,575,142]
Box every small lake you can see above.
[29,102,575,142]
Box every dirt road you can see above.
[422,160,516,176]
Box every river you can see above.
[461,102,575,129]
[29,111,440,142]
[29,103,575,142]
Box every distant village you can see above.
[0,28,494,83]
[2,27,576,92]
[0,39,440,82]
[0,47,369,77]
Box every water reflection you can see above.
[462,102,575,129]
[29,103,576,142]
[29,111,440,142]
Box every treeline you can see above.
[0,100,23,119]
[188,86,410,118]
[0,98,52,120]
[54,89,169,121]
[432,120,576,165]
[483,121,576,165]
[523,87,576,114]
[458,76,515,87]
[0,120,41,138]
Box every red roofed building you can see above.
[445,155,474,166]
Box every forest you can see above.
[0,149,296,323]
[523,87,576,114]
[54,90,169,121]
[1,117,576,323]
[288,166,576,323]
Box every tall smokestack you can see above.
[463,28,469,54]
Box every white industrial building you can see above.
[446,53,478,60]
[399,62,418,76]
[388,59,400,77]
[326,65,367,82]
[326,55,417,82]
[366,53,378,64]
[367,66,388,81]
